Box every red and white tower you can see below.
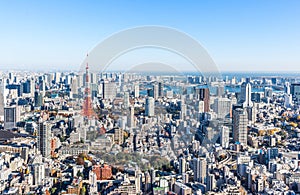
[82,55,97,119]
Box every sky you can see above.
[0,0,299,72]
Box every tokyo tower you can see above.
[82,57,97,119]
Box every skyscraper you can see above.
[206,174,216,192]
[195,85,210,112]
[33,163,45,185]
[193,157,207,183]
[220,126,230,148]
[233,108,248,146]
[153,84,158,100]
[264,87,273,98]
[102,81,116,100]
[0,80,4,121]
[37,122,51,157]
[291,83,300,103]
[240,79,253,107]
[145,97,155,117]
[158,82,163,97]
[128,106,135,128]
[213,97,231,118]
[34,91,43,107]
[284,82,290,94]
[4,106,20,130]
[134,84,139,98]
[123,91,130,109]
[179,157,186,174]
[180,103,187,120]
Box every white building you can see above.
[145,97,155,117]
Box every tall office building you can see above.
[123,91,130,109]
[134,84,140,98]
[34,91,43,107]
[180,103,187,120]
[153,84,159,100]
[284,82,290,94]
[284,93,293,107]
[216,83,225,97]
[102,81,116,100]
[127,106,135,128]
[22,78,35,96]
[4,106,20,130]
[179,157,186,174]
[0,80,4,120]
[291,83,300,103]
[207,174,216,192]
[264,87,273,98]
[213,97,231,118]
[37,122,51,157]
[233,108,248,146]
[195,85,210,112]
[220,126,230,148]
[193,157,207,183]
[145,97,155,117]
[240,79,253,107]
[71,76,78,97]
[33,163,45,185]
[54,72,61,84]
[158,82,163,97]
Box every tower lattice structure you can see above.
[82,61,97,119]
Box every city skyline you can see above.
[0,0,300,72]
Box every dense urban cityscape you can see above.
[0,67,300,195]
[1,1,300,195]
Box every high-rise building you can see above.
[21,147,29,163]
[180,103,187,120]
[33,163,45,185]
[145,97,155,117]
[216,83,225,97]
[195,85,210,112]
[22,78,35,95]
[233,108,248,146]
[220,126,230,148]
[206,174,216,192]
[127,106,135,128]
[179,157,186,174]
[37,122,51,157]
[158,82,163,97]
[291,83,300,103]
[240,79,253,107]
[284,82,290,94]
[153,84,158,100]
[264,87,273,98]
[284,93,293,107]
[34,91,43,107]
[54,72,61,84]
[193,157,207,183]
[213,97,231,118]
[4,106,20,130]
[134,84,139,98]
[0,80,4,121]
[71,76,78,97]
[123,91,130,109]
[102,81,116,100]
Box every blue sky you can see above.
[0,0,299,72]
